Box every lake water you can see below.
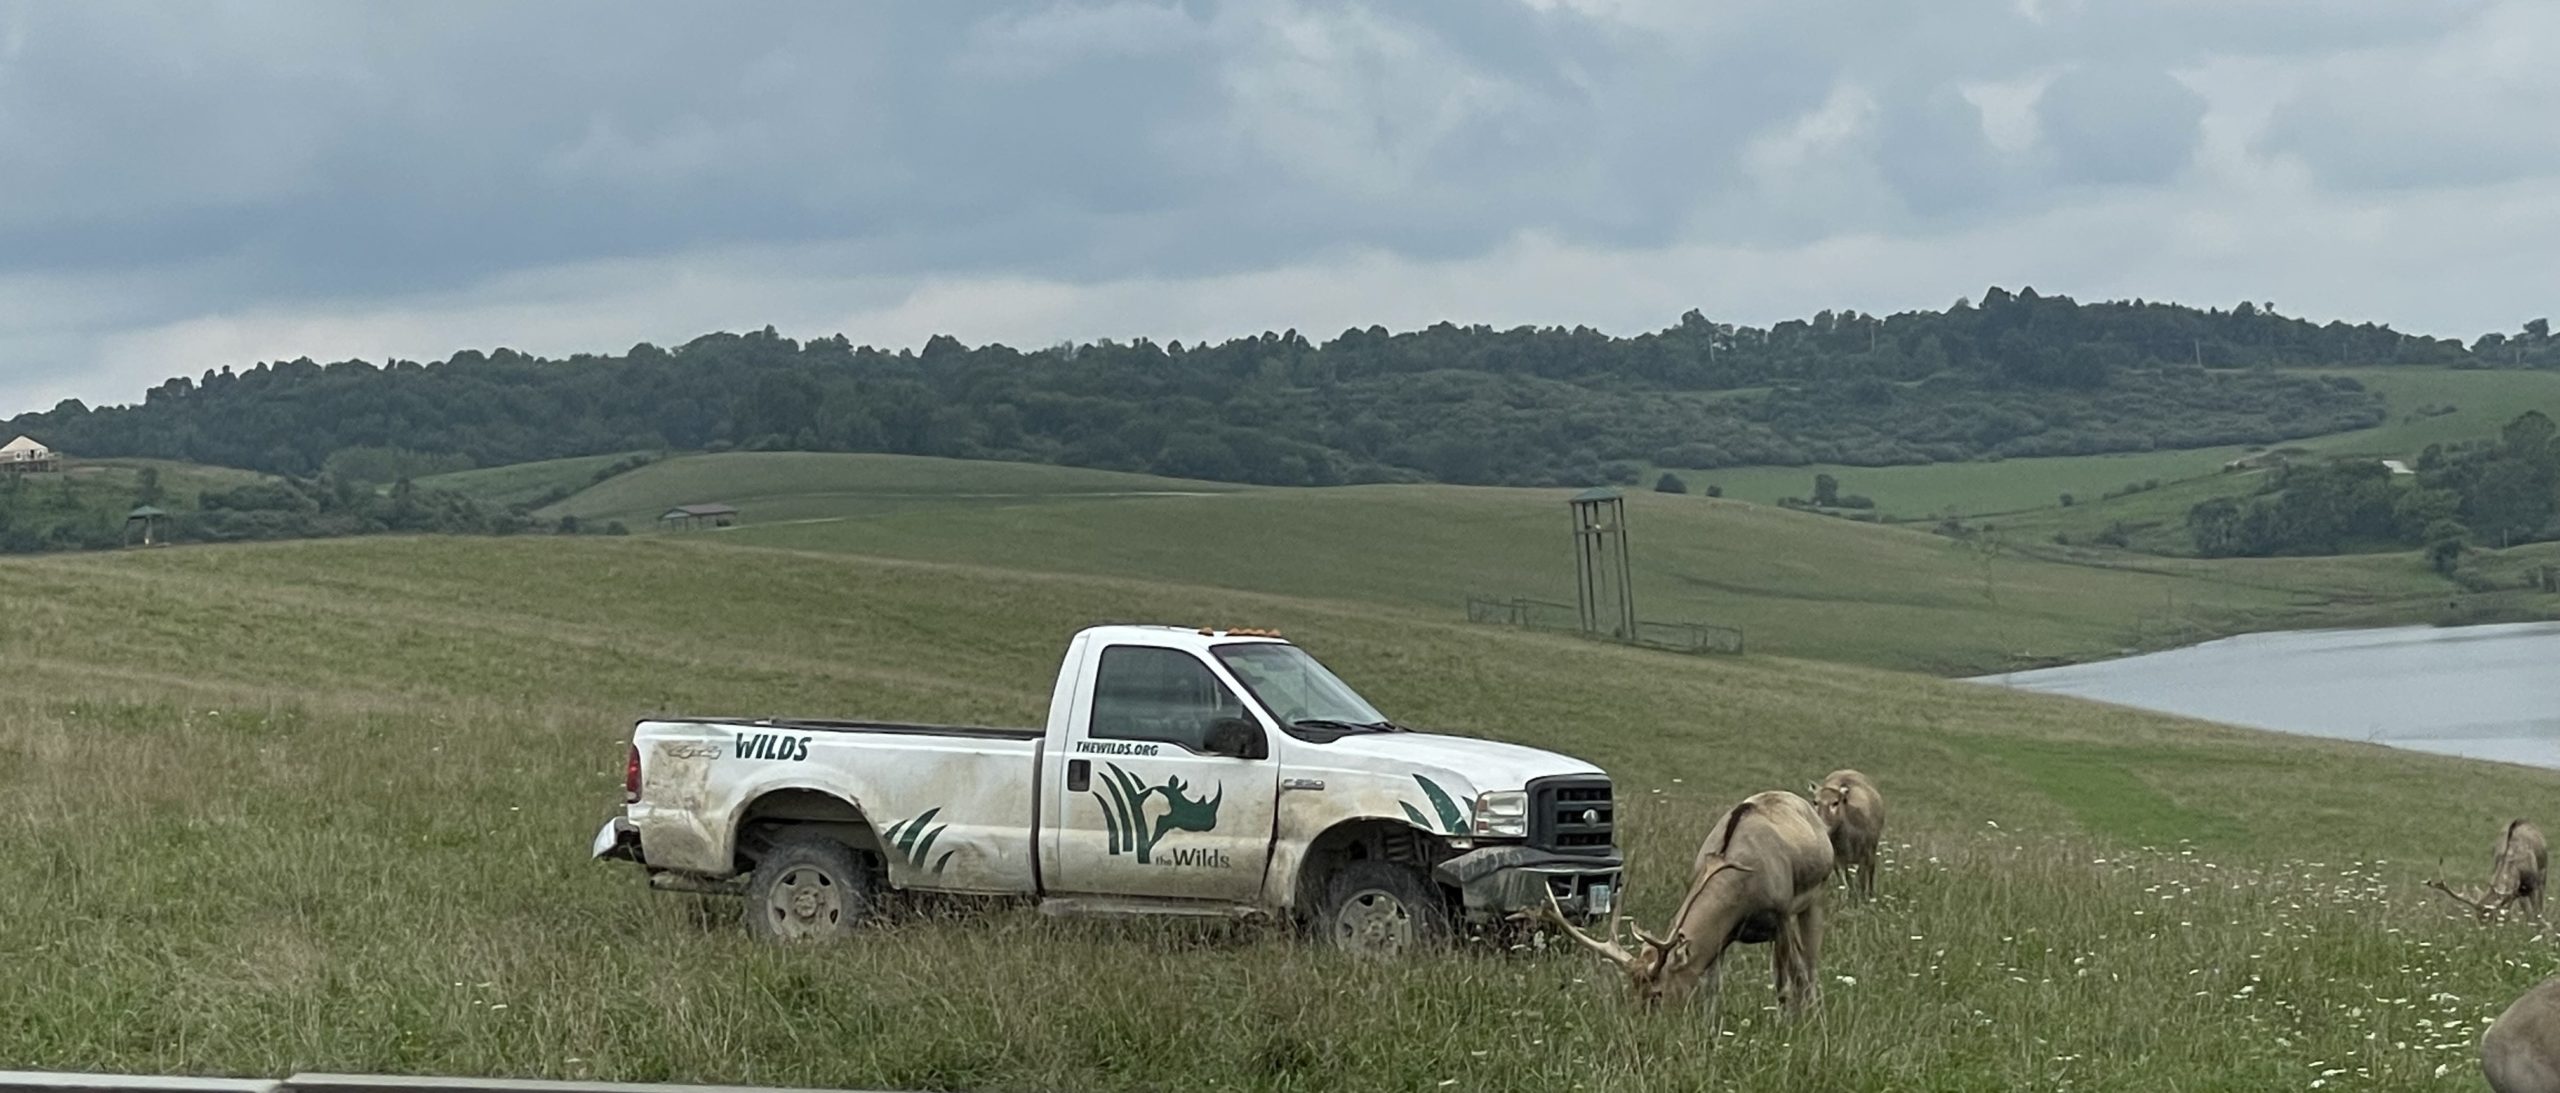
[1968,621,2560,769]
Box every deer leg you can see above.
[1772,918,1798,1011]
[1797,902,1826,1011]
[1693,957,1725,1027]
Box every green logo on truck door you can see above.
[1090,763,1226,867]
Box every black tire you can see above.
[743,830,876,943]
[1317,860,1451,958]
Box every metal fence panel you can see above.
[0,1074,914,1093]
[0,1073,278,1093]
[285,1075,907,1093]
[1465,596,1741,655]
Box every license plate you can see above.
[1588,881,1613,915]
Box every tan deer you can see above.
[2483,973,2560,1092]
[1531,790,1834,1015]
[2429,819,2548,923]
[1812,769,1884,899]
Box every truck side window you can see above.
[1089,646,1246,752]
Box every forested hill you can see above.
[12,287,2553,488]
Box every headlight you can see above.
[1471,790,1527,838]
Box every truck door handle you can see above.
[1067,759,1090,792]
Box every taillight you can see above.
[624,743,642,803]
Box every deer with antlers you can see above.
[1529,789,1834,1014]
[2429,819,2548,923]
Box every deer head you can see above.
[1531,885,1682,1006]
[1811,780,1853,826]
[2427,857,2521,923]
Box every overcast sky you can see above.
[3,0,2555,415]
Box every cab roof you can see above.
[1073,624,1292,655]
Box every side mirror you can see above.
[1203,718,1268,760]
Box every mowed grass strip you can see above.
[415,453,655,509]
[0,536,2555,1090]
[538,451,1243,527]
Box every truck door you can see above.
[1047,643,1281,904]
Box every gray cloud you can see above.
[2039,63,2206,186]
[0,0,2547,414]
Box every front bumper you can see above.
[1432,844,1622,924]
[591,816,643,863]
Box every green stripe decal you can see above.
[897,807,941,859]
[912,823,948,869]
[1414,775,1467,834]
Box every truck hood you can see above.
[1312,731,1604,790]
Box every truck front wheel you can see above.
[744,831,876,943]
[1318,860,1450,958]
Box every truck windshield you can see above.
[1212,642,1402,741]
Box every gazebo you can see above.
[658,503,739,530]
[124,505,169,546]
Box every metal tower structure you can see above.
[1569,488,1635,640]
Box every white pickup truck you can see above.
[591,624,1622,954]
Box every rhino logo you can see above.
[1091,763,1224,864]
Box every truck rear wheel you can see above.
[744,830,876,943]
[1318,860,1450,958]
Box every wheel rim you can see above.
[766,864,847,939]
[1333,887,1414,954]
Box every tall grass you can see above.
[0,537,2551,1090]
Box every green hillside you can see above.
[0,457,273,550]
[0,535,2550,1090]
[539,451,1241,527]
[716,483,2510,674]
[1671,367,2560,522]
[1682,446,2250,519]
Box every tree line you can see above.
[13,287,2547,490]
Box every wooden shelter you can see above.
[658,503,739,530]
[124,505,169,546]
[0,435,59,473]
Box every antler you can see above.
[2426,877,2509,921]
[1535,885,1637,968]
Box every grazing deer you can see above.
[2430,819,2548,923]
[1531,790,1834,1015]
[1812,769,1884,899]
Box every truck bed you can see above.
[679,715,1044,741]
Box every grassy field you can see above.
[2298,368,2560,460]
[0,534,2555,1091]
[537,452,1242,527]
[1662,367,2560,523]
[712,482,2546,675]
[1670,448,2251,521]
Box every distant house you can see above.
[2380,459,2416,476]
[0,435,59,473]
[659,503,739,530]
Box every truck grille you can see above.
[1527,775,1615,855]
